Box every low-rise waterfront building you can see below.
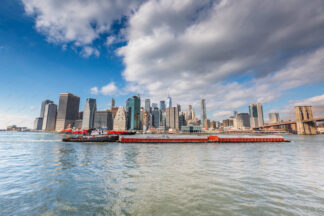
[181,125,202,133]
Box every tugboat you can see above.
[62,129,119,142]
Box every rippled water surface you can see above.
[1,132,324,215]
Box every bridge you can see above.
[253,106,324,135]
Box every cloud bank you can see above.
[22,0,324,120]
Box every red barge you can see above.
[119,135,290,143]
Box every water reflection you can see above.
[0,132,324,215]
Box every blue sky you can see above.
[1,0,324,128]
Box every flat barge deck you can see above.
[120,135,290,143]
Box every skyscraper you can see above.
[145,99,151,113]
[233,113,250,129]
[94,111,113,129]
[166,96,172,108]
[40,100,53,118]
[127,96,141,130]
[113,106,127,131]
[152,107,160,128]
[33,117,43,130]
[200,99,207,128]
[152,103,158,109]
[177,104,181,113]
[36,99,53,129]
[55,93,80,131]
[160,101,166,112]
[269,113,280,123]
[233,111,238,117]
[249,103,264,127]
[42,103,57,131]
[82,98,97,129]
[166,107,179,129]
[110,98,115,109]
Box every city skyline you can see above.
[1,0,324,129]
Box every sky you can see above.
[1,0,324,129]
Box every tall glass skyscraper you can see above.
[160,100,166,112]
[127,96,141,130]
[82,98,97,129]
[145,99,151,113]
[200,99,207,128]
[40,100,53,118]
[55,93,80,131]
[42,103,57,131]
[166,96,172,108]
[249,103,264,127]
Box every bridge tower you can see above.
[295,106,317,135]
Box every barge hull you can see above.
[120,136,289,143]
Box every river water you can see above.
[0,132,324,215]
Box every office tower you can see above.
[177,104,181,113]
[145,99,151,113]
[142,111,150,131]
[152,107,160,128]
[166,107,179,129]
[233,113,250,129]
[82,98,97,129]
[94,111,113,129]
[42,103,57,131]
[269,113,280,123]
[111,107,118,119]
[200,99,207,128]
[160,110,166,128]
[34,117,43,130]
[126,96,141,130]
[152,103,158,109]
[179,113,186,130]
[222,119,234,127]
[188,105,192,112]
[204,119,211,129]
[110,98,115,109]
[186,105,193,120]
[166,96,172,108]
[233,111,238,117]
[210,120,216,129]
[113,106,127,131]
[40,100,53,118]
[140,107,144,130]
[160,101,166,112]
[55,93,80,131]
[192,109,196,119]
[249,103,264,127]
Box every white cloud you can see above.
[105,36,115,46]
[81,46,100,58]
[90,86,99,95]
[295,94,324,107]
[117,0,324,119]
[100,82,117,95]
[22,0,145,56]
[22,0,324,121]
